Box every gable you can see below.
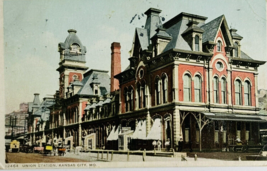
[201,15,233,47]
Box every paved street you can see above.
[7,151,259,163]
[6,152,88,163]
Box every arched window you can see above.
[142,82,146,107]
[71,43,80,53]
[162,74,168,103]
[195,35,199,51]
[137,83,141,108]
[217,40,222,52]
[124,88,128,112]
[155,77,161,105]
[221,78,227,104]
[194,75,201,102]
[235,80,242,105]
[213,77,219,103]
[244,81,251,106]
[183,74,191,102]
[128,87,134,111]
[234,42,238,57]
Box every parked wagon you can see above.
[10,140,20,152]
[44,145,53,155]
[33,146,44,153]
[57,147,66,156]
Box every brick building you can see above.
[27,8,267,151]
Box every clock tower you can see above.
[57,29,88,99]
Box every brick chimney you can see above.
[110,42,121,92]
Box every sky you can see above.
[3,0,266,113]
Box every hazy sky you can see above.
[4,0,266,113]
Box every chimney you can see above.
[33,93,40,105]
[110,42,121,92]
[144,8,162,39]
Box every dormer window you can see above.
[217,40,222,52]
[195,35,199,51]
[72,75,78,81]
[70,43,80,53]
[233,42,238,57]
[94,85,99,95]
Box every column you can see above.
[205,67,209,103]
[254,73,259,107]
[172,61,178,102]
[227,70,232,105]
[52,130,54,146]
[63,127,66,139]
[146,112,151,137]
[209,67,213,104]
[79,124,82,146]
[173,106,180,151]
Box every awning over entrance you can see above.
[202,113,267,122]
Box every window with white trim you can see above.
[235,80,242,105]
[183,74,191,102]
[244,81,251,106]
[213,77,219,103]
[195,35,199,51]
[162,75,168,103]
[221,78,227,104]
[217,40,222,52]
[194,75,201,102]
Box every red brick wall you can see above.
[150,65,173,106]
[178,64,205,102]
[120,80,136,113]
[68,72,83,85]
[231,71,255,106]
[81,101,87,117]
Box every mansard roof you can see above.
[58,29,87,62]
[60,29,83,49]
[130,9,264,65]
[136,28,149,50]
[200,15,224,43]
[76,69,110,96]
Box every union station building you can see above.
[27,8,267,152]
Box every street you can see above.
[6,152,88,163]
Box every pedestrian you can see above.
[165,138,170,151]
[152,140,157,150]
[178,138,183,152]
[157,140,161,151]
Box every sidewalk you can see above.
[64,151,222,162]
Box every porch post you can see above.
[173,106,180,151]
[79,124,82,146]
[146,112,151,137]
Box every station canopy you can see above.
[202,113,267,122]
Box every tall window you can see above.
[137,83,142,108]
[244,81,251,106]
[221,78,227,104]
[137,82,146,108]
[142,82,146,107]
[128,87,134,111]
[194,75,201,102]
[124,88,128,112]
[155,77,161,105]
[162,74,168,103]
[213,77,219,103]
[217,40,222,52]
[235,80,242,105]
[183,74,191,102]
[195,35,199,51]
[234,42,238,57]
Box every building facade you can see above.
[27,8,267,152]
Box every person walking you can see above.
[157,140,162,151]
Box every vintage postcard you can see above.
[2,0,267,170]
